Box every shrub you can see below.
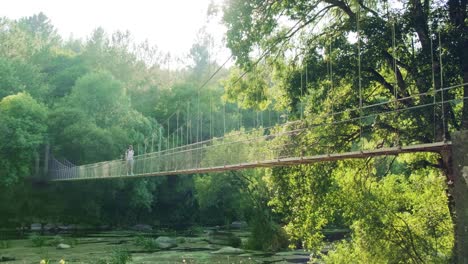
[134,236,159,250]
[48,235,64,246]
[30,234,47,247]
[186,225,204,236]
[94,248,132,264]
[65,237,79,246]
[109,248,132,264]
[228,235,242,248]
[0,240,10,249]
[246,216,289,252]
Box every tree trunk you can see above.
[445,131,468,263]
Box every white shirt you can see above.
[126,149,134,160]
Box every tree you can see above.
[0,57,48,100]
[221,0,463,261]
[0,93,47,186]
[222,0,467,132]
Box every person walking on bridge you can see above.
[125,145,134,176]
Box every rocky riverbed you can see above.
[0,229,314,263]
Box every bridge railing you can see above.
[48,83,466,181]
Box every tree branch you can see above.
[324,0,356,21]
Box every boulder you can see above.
[30,223,41,231]
[155,236,177,249]
[56,243,71,249]
[44,223,56,231]
[57,224,79,231]
[175,237,186,243]
[131,224,153,232]
[211,246,245,254]
[207,231,241,247]
[230,221,248,229]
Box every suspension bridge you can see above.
[48,83,463,181]
[46,14,465,182]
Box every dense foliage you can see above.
[0,0,465,260]
[0,13,239,229]
[219,0,464,261]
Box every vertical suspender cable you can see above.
[189,106,193,145]
[439,30,446,141]
[210,96,213,138]
[392,20,397,101]
[238,106,240,130]
[167,119,169,150]
[305,62,308,108]
[256,111,259,128]
[187,102,190,145]
[330,41,334,114]
[158,125,162,152]
[392,19,399,146]
[303,62,307,122]
[431,36,436,140]
[256,81,259,128]
[261,110,263,127]
[268,109,271,127]
[300,64,303,119]
[176,110,179,147]
[197,89,200,143]
[223,102,226,135]
[151,133,154,153]
[358,6,363,148]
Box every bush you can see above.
[109,248,132,264]
[246,216,289,252]
[0,240,10,249]
[186,225,204,236]
[94,248,132,264]
[228,235,242,248]
[48,235,64,246]
[65,237,79,246]
[134,235,159,250]
[30,234,47,247]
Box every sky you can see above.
[0,0,230,66]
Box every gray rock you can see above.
[57,224,78,231]
[211,246,245,254]
[131,224,153,232]
[44,223,56,231]
[175,237,186,243]
[207,231,241,247]
[155,236,177,249]
[56,243,71,249]
[30,223,41,231]
[230,221,248,229]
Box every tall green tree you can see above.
[221,0,462,261]
[0,93,47,186]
